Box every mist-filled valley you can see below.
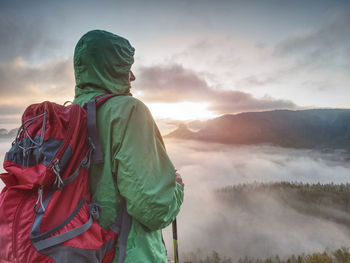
[1,137,350,262]
[161,139,350,262]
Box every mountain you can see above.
[0,128,18,139]
[187,120,206,131]
[166,109,350,150]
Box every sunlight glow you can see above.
[146,102,218,121]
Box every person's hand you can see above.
[175,171,184,188]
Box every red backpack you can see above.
[0,94,131,263]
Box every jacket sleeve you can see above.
[113,101,184,231]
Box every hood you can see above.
[74,30,135,98]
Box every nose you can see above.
[130,71,136,82]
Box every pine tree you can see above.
[333,247,350,263]
[212,251,221,263]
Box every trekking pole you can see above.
[172,218,179,263]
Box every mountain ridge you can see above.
[166,109,350,150]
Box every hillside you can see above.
[0,128,18,139]
[182,182,350,263]
[217,182,350,227]
[166,109,350,150]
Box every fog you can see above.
[0,138,10,190]
[1,138,350,261]
[162,139,350,261]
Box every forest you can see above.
[183,247,350,263]
[216,182,350,227]
[180,183,350,263]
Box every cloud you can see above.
[0,104,27,128]
[0,13,60,62]
[236,75,268,87]
[0,57,74,127]
[134,64,209,102]
[235,75,280,89]
[135,64,297,113]
[157,17,350,108]
[0,104,26,116]
[210,90,296,112]
[167,35,280,90]
[275,11,350,68]
[0,57,74,99]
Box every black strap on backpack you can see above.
[110,199,131,263]
[86,93,131,164]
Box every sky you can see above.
[1,2,350,258]
[1,0,350,129]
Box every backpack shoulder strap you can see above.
[86,93,132,164]
[86,93,133,263]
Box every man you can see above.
[72,30,184,263]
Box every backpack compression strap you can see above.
[86,93,132,164]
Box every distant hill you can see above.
[0,128,18,139]
[166,109,350,150]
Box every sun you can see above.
[146,102,218,121]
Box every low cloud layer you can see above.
[135,64,297,114]
[162,139,350,260]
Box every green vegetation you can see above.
[216,182,350,226]
[183,247,350,263]
[181,183,350,263]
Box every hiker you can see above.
[72,30,184,262]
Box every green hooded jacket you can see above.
[72,30,184,263]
